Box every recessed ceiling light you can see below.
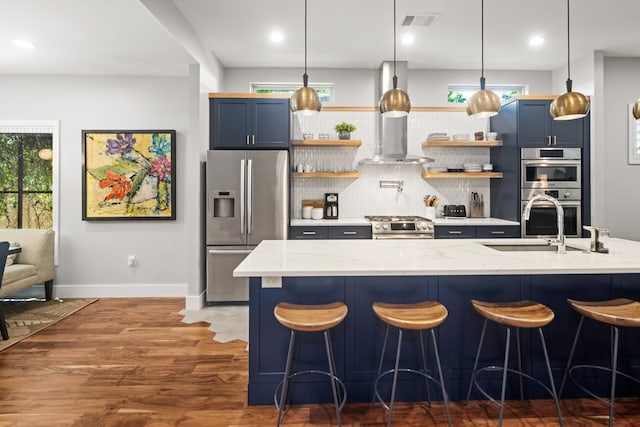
[401,34,415,45]
[12,39,36,49]
[269,30,284,44]
[528,35,544,48]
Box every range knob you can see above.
[382,224,389,230]
[375,224,381,230]
[564,192,571,198]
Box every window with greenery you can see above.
[447,85,526,104]
[251,82,334,103]
[0,133,53,229]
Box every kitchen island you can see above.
[234,238,640,405]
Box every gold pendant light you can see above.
[379,0,411,117]
[633,100,640,120]
[467,0,500,118]
[550,0,589,120]
[290,0,321,116]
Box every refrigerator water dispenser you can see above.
[213,191,235,217]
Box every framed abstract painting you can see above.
[82,130,176,220]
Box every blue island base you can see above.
[248,274,640,405]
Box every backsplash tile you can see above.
[291,111,492,219]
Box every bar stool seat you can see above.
[471,299,555,328]
[372,301,451,427]
[273,302,348,427]
[561,298,640,427]
[568,298,640,327]
[275,301,348,331]
[466,299,563,427]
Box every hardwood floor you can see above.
[0,298,638,426]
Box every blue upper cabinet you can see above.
[210,97,290,149]
[517,99,585,148]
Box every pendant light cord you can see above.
[566,0,571,80]
[304,0,308,76]
[393,0,397,80]
[481,0,485,79]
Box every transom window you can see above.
[447,84,526,104]
[251,82,334,103]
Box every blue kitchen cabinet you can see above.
[210,98,290,149]
[290,225,371,240]
[517,99,585,148]
[435,225,520,239]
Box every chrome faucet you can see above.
[522,194,566,254]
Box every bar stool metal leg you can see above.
[419,330,432,407]
[324,330,343,427]
[498,327,511,426]
[465,318,488,403]
[538,328,564,427]
[516,329,524,401]
[430,329,452,426]
[371,324,391,407]
[609,326,619,427]
[276,330,296,427]
[387,329,404,427]
[559,315,585,396]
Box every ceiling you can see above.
[2,0,640,77]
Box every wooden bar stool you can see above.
[273,302,348,427]
[560,298,640,427]
[465,300,563,427]
[371,301,451,427]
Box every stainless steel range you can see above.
[365,216,434,239]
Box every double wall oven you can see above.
[521,148,581,238]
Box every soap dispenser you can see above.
[583,225,610,253]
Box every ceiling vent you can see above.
[401,13,440,27]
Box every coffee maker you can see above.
[324,193,339,219]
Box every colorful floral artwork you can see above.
[82,130,176,220]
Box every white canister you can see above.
[425,206,436,220]
[302,205,312,219]
[311,208,324,220]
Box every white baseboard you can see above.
[185,291,206,310]
[52,283,188,299]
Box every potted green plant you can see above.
[334,121,356,140]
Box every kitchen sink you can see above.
[482,243,583,252]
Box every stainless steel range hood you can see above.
[360,61,434,165]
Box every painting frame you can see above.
[82,129,176,221]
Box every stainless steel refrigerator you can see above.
[205,150,288,302]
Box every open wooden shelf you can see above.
[292,171,362,178]
[422,140,502,148]
[292,139,362,147]
[421,171,503,179]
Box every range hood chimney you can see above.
[360,61,433,165]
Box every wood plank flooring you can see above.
[0,297,638,426]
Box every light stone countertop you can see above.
[234,237,640,277]
[290,218,371,226]
[432,217,520,226]
[290,217,519,226]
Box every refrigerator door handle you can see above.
[247,158,253,234]
[240,159,246,234]
[208,248,252,255]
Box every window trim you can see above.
[447,84,528,104]
[251,82,335,103]
[0,120,60,265]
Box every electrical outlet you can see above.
[127,255,136,267]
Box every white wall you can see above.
[601,57,640,240]
[0,74,194,298]
[224,67,553,105]
[551,52,596,95]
